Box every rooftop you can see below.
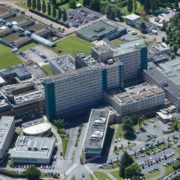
[49,54,75,73]
[0,65,31,80]
[84,108,110,150]
[0,116,14,150]
[108,83,164,105]
[125,14,140,21]
[144,62,180,99]
[157,58,180,86]
[77,20,117,41]
[11,136,55,159]
[113,39,146,56]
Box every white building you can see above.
[10,136,55,164]
[105,83,165,115]
[84,108,110,157]
[125,14,140,26]
[0,116,15,161]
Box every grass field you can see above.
[121,2,144,15]
[19,43,37,51]
[145,170,160,180]
[110,124,124,139]
[53,35,93,56]
[104,163,119,170]
[0,44,23,69]
[111,39,123,46]
[110,171,122,180]
[41,64,54,76]
[94,172,111,180]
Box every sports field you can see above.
[53,35,93,56]
[0,44,23,69]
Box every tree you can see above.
[57,8,62,21]
[53,119,64,129]
[47,2,51,16]
[69,0,76,9]
[27,0,32,8]
[37,0,41,11]
[42,0,46,14]
[52,6,57,18]
[173,44,179,53]
[122,116,135,139]
[83,0,91,7]
[32,0,37,10]
[140,0,145,5]
[144,0,150,13]
[134,0,137,12]
[90,0,101,12]
[63,10,67,22]
[127,0,133,13]
[125,162,141,178]
[138,115,145,129]
[51,0,57,6]
[120,152,134,178]
[175,0,179,8]
[22,165,41,180]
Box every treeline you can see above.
[27,0,68,22]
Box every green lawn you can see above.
[62,137,69,158]
[53,35,93,56]
[111,39,123,46]
[104,163,119,170]
[173,146,180,153]
[0,44,23,69]
[90,174,95,180]
[120,2,144,15]
[110,170,122,180]
[145,170,160,180]
[94,172,111,180]
[110,124,124,139]
[165,165,174,176]
[71,176,75,180]
[41,64,54,76]
[19,43,37,51]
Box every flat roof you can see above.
[157,58,180,86]
[49,54,75,73]
[0,116,14,150]
[11,136,55,159]
[108,83,164,105]
[113,39,146,56]
[84,108,110,150]
[125,14,140,21]
[77,20,117,40]
[144,62,180,99]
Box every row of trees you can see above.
[162,12,180,55]
[27,0,68,22]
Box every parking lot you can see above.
[19,45,58,67]
[67,7,101,27]
[149,8,176,28]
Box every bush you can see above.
[173,161,180,170]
